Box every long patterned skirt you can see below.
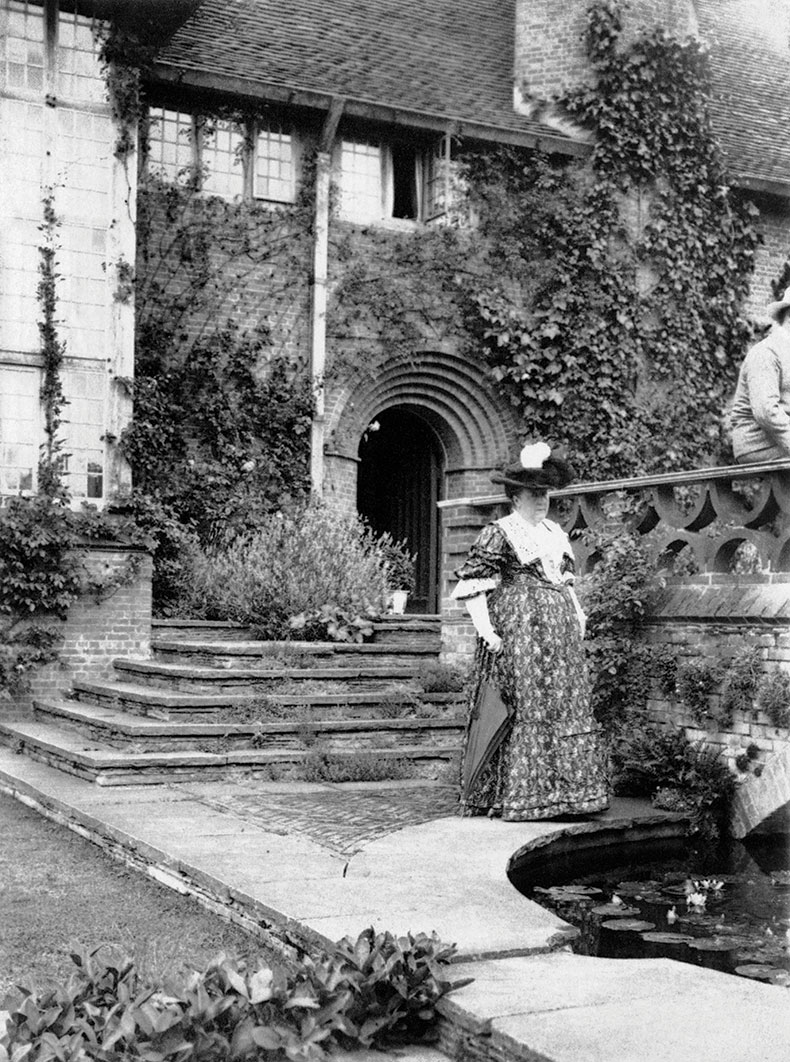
[460,574,609,821]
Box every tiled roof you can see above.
[696,0,790,191]
[152,0,790,189]
[151,0,578,148]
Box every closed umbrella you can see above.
[462,680,514,800]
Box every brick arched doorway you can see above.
[357,407,444,613]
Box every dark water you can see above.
[511,834,790,985]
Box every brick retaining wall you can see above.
[10,545,152,717]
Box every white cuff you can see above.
[451,577,497,601]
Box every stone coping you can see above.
[439,458,790,509]
[0,752,787,1062]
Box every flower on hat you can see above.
[519,441,551,470]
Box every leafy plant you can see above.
[289,605,377,644]
[376,536,417,594]
[755,669,790,728]
[1,932,468,1062]
[675,659,724,725]
[178,504,390,636]
[718,646,762,724]
[609,720,737,842]
[415,661,467,693]
[302,749,415,783]
[579,521,662,728]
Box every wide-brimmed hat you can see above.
[767,287,790,321]
[491,441,574,491]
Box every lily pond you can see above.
[512,833,790,986]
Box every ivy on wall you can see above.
[120,173,315,594]
[467,0,761,479]
[118,0,765,576]
[37,193,68,499]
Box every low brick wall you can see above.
[10,544,152,716]
[641,580,790,771]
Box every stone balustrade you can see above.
[441,458,790,585]
[552,458,790,579]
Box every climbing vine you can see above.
[467,0,761,479]
[103,0,765,611]
[37,192,68,499]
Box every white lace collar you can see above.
[496,513,570,582]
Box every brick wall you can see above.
[643,619,790,769]
[747,193,790,317]
[324,452,359,513]
[10,546,152,717]
[514,0,698,102]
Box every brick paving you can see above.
[188,782,460,855]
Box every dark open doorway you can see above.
[357,408,444,614]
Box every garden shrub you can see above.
[675,659,724,725]
[302,749,414,783]
[1,931,468,1061]
[609,720,737,842]
[756,669,790,729]
[415,662,467,694]
[579,520,662,728]
[178,504,390,637]
[718,646,762,724]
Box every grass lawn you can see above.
[0,790,282,998]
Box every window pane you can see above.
[1,1,45,95]
[424,137,450,220]
[339,140,382,222]
[60,368,105,500]
[254,124,295,202]
[147,107,195,183]
[0,364,38,495]
[201,118,245,199]
[57,9,105,104]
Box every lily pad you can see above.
[687,938,736,953]
[601,919,656,933]
[615,880,660,897]
[534,885,603,900]
[641,932,689,945]
[734,964,778,982]
[591,904,640,918]
[661,884,692,897]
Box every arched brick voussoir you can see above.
[731,744,790,839]
[325,350,519,469]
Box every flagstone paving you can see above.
[182,780,459,854]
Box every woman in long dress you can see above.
[452,442,609,821]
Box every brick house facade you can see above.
[2,0,790,617]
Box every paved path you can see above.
[1,749,788,1062]
[185,779,460,854]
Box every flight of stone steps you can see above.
[0,616,468,786]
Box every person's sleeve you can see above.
[748,348,790,453]
[451,523,505,600]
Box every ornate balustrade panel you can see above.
[550,460,790,578]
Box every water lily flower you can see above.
[611,894,623,906]
[667,906,678,924]
[687,891,707,909]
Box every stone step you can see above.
[32,698,465,754]
[71,680,466,723]
[150,638,443,670]
[0,719,460,786]
[151,615,442,646]
[112,658,422,694]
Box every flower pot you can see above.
[390,590,409,614]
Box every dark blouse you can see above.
[453,521,575,601]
